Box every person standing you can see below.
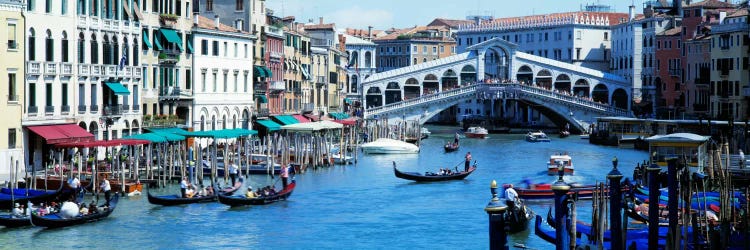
[281,163,290,189]
[464,152,472,172]
[454,132,460,145]
[69,176,81,194]
[228,160,239,186]
[505,184,519,209]
[99,178,111,206]
[740,150,746,169]
[180,177,188,198]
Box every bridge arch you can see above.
[385,82,402,105]
[423,74,439,95]
[441,69,459,91]
[536,70,553,90]
[612,88,629,110]
[573,79,590,98]
[516,65,533,84]
[482,45,511,80]
[460,65,476,84]
[592,83,609,104]
[554,74,571,93]
[366,87,382,108]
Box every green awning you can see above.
[254,66,267,78]
[187,40,193,54]
[344,98,352,104]
[255,94,267,103]
[123,133,167,143]
[105,82,131,95]
[328,112,350,120]
[272,115,299,125]
[160,28,183,51]
[142,30,153,49]
[264,67,273,78]
[147,127,190,136]
[256,119,281,132]
[153,33,163,51]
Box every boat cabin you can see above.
[645,133,711,172]
[549,154,572,167]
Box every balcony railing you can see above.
[61,105,70,114]
[78,105,87,114]
[104,104,122,116]
[134,67,142,78]
[668,68,682,77]
[316,76,326,86]
[269,81,285,90]
[44,106,54,114]
[78,64,90,76]
[61,63,73,75]
[90,104,99,114]
[105,65,117,77]
[160,87,181,98]
[256,108,270,118]
[122,104,130,112]
[158,51,180,64]
[27,106,38,115]
[713,22,749,34]
[44,62,57,75]
[91,65,102,75]
[27,61,41,75]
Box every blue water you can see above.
[0,126,648,249]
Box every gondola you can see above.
[443,142,459,152]
[505,202,534,233]
[30,195,119,228]
[393,162,476,182]
[0,214,30,228]
[0,188,62,210]
[217,180,296,206]
[147,179,244,206]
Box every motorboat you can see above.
[464,127,488,139]
[547,153,574,175]
[420,128,431,139]
[361,138,419,154]
[331,153,353,164]
[526,131,550,142]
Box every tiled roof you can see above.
[195,15,246,33]
[728,8,748,18]
[489,11,629,26]
[685,0,735,9]
[427,18,474,28]
[659,27,682,36]
[304,23,335,30]
[375,26,452,40]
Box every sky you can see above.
[266,0,646,30]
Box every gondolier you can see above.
[505,184,519,209]
[464,152,472,172]
[229,160,239,186]
[281,164,290,188]
[100,178,111,206]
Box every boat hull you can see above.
[30,195,119,228]
[547,167,574,175]
[361,147,418,154]
[0,188,61,210]
[393,164,476,182]
[444,144,459,152]
[217,181,296,206]
[465,133,487,139]
[0,214,31,228]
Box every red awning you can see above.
[333,118,358,126]
[55,138,151,148]
[27,124,94,144]
[292,114,310,123]
[304,114,320,122]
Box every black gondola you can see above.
[147,179,244,206]
[393,162,476,182]
[217,180,296,206]
[444,142,459,152]
[30,195,119,228]
[0,214,30,228]
[0,188,63,210]
[505,203,533,233]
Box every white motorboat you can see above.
[331,153,353,164]
[526,131,550,142]
[420,128,431,139]
[547,153,574,175]
[464,127,488,139]
[361,138,420,154]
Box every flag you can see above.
[118,46,127,70]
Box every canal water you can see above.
[0,126,648,249]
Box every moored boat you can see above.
[393,161,476,182]
[547,153,574,175]
[0,188,62,210]
[331,153,353,164]
[217,180,296,206]
[420,127,431,139]
[526,131,550,142]
[147,179,244,206]
[30,195,119,228]
[464,127,488,139]
[361,138,419,154]
[0,214,31,228]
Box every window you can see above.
[201,39,208,55]
[233,72,238,92]
[233,43,237,57]
[45,83,52,108]
[27,0,34,11]
[7,23,17,49]
[45,0,51,13]
[8,73,16,101]
[576,31,581,39]
[61,35,69,62]
[576,48,581,60]
[201,71,206,92]
[212,72,217,92]
[223,72,227,92]
[244,44,248,58]
[45,31,53,61]
[90,35,98,64]
[604,32,608,40]
[432,46,436,54]
[223,42,227,57]
[8,129,15,149]
[78,83,84,109]
[206,0,213,11]
[28,83,35,108]
[77,33,84,63]
[133,85,139,110]
[212,41,218,56]
[423,46,427,53]
[185,69,191,89]
[61,83,68,106]
[61,0,67,14]
[413,58,417,65]
[28,29,35,60]
[243,72,248,92]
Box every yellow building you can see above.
[282,28,311,114]
[709,9,749,120]
[374,26,457,72]
[0,0,24,179]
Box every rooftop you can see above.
[427,18,475,28]
[195,15,247,34]
[460,11,629,33]
[684,0,735,9]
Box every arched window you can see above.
[365,51,372,68]
[112,36,119,66]
[45,30,53,61]
[78,32,85,63]
[90,34,98,64]
[123,37,129,66]
[133,38,139,66]
[200,116,205,131]
[28,28,36,60]
[61,31,69,62]
[102,35,110,65]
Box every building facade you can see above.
[282,27,311,114]
[0,0,24,178]
[710,8,749,120]
[191,15,254,131]
[374,26,456,73]
[342,34,376,106]
[610,6,643,111]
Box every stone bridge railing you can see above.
[364,82,632,119]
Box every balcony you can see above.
[61,105,70,114]
[159,87,182,100]
[78,105,87,114]
[256,108,270,118]
[269,81,285,91]
[302,103,315,112]
[44,106,55,114]
[122,104,130,113]
[91,65,102,75]
[90,17,99,27]
[668,68,682,77]
[61,63,73,76]
[78,64,90,76]
[77,16,87,28]
[133,67,142,78]
[105,65,117,77]
[104,104,123,116]
[27,61,41,75]
[133,104,140,111]
[124,66,133,77]
[158,50,180,64]
[27,106,38,115]
[266,25,284,37]
[90,104,99,114]
[270,51,283,59]
[44,62,57,75]
[159,14,178,28]
[713,22,749,34]
[316,76,326,86]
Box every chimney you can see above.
[719,11,727,23]
[368,26,373,40]
[629,5,635,21]
[194,13,200,27]
[215,15,220,29]
[319,17,324,25]
[644,5,654,18]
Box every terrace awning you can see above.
[55,138,151,148]
[281,121,343,132]
[292,114,310,123]
[160,28,183,51]
[255,94,267,103]
[105,82,131,95]
[272,115,299,125]
[255,119,281,132]
[142,30,152,49]
[27,124,94,144]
